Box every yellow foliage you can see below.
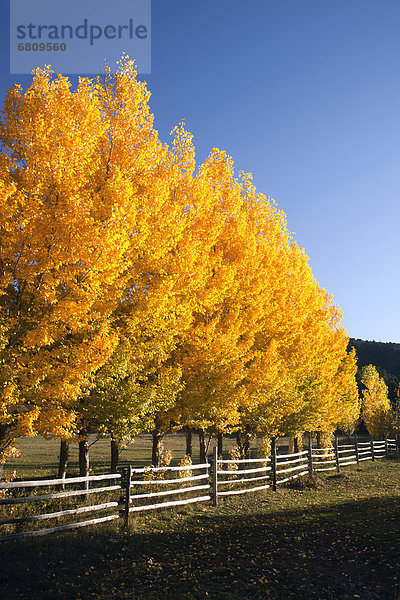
[361,365,392,438]
[0,57,359,463]
[178,455,193,479]
[160,449,173,467]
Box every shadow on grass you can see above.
[0,495,399,600]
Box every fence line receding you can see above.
[0,436,398,541]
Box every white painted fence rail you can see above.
[216,453,272,497]
[311,438,399,472]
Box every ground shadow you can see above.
[0,494,399,599]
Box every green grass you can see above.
[0,459,399,599]
[3,432,272,479]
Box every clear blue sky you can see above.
[1,0,399,343]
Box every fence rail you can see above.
[0,435,398,541]
[0,472,121,490]
[215,450,271,498]
[124,462,211,519]
[0,472,122,542]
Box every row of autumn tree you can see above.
[359,364,400,442]
[0,57,369,476]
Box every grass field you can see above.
[2,432,276,480]
[1,457,399,599]
[3,432,364,480]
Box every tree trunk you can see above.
[289,435,302,454]
[243,434,250,459]
[236,431,251,459]
[185,427,192,458]
[152,430,162,467]
[79,436,90,496]
[316,431,322,449]
[110,439,119,473]
[217,432,223,457]
[236,431,244,458]
[198,429,206,463]
[0,425,13,476]
[58,440,69,488]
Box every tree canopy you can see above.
[0,58,361,465]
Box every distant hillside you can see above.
[348,338,400,402]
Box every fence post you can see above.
[397,434,400,460]
[212,446,218,507]
[271,437,277,491]
[122,465,132,527]
[334,434,340,473]
[307,433,313,477]
[354,434,360,467]
[371,439,375,461]
[385,437,389,458]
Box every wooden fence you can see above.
[0,436,398,541]
[123,462,211,524]
[0,473,122,542]
[211,437,398,502]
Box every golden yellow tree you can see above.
[280,289,359,441]
[360,365,392,438]
[173,152,280,460]
[75,121,202,470]
[239,236,359,446]
[0,56,360,470]
[0,59,197,463]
